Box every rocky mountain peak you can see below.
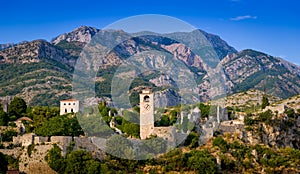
[51,26,100,45]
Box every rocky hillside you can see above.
[243,95,300,149]
[224,89,280,108]
[0,26,299,106]
[222,49,300,98]
[0,40,75,106]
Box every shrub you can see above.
[1,130,17,142]
[187,150,218,173]
[27,144,35,157]
[213,136,228,152]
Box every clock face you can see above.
[144,104,151,111]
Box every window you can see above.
[73,103,75,105]
[144,95,150,102]
[65,109,67,113]
[69,103,71,105]
[64,103,66,105]
[71,108,74,112]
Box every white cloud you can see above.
[230,15,257,21]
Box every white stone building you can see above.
[60,99,79,115]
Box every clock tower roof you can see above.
[141,88,152,94]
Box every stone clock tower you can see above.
[140,88,154,139]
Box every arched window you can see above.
[144,95,150,102]
[71,108,74,112]
[65,108,67,113]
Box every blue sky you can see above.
[0,0,299,64]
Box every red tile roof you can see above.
[6,170,19,174]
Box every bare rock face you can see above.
[51,26,100,45]
[261,118,300,149]
[162,43,206,70]
[154,89,181,108]
[247,120,300,149]
[150,75,176,87]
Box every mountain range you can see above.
[0,26,299,106]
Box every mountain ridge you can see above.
[0,26,299,106]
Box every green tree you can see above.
[123,123,140,138]
[46,145,103,174]
[198,103,210,118]
[213,136,228,152]
[143,137,167,155]
[184,132,199,148]
[169,110,178,125]
[0,152,8,174]
[0,104,9,126]
[65,150,102,174]
[106,134,135,159]
[8,97,27,120]
[285,108,296,118]
[86,160,102,174]
[65,150,90,174]
[1,130,18,142]
[187,150,218,174]
[159,115,170,126]
[182,116,188,133]
[244,114,255,126]
[261,95,270,109]
[35,115,83,137]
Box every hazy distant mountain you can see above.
[0,26,299,106]
[0,43,14,50]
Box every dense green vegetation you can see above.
[55,40,83,51]
[0,104,9,126]
[45,143,219,174]
[212,136,300,173]
[0,152,8,174]
[35,114,83,137]
[0,152,18,174]
[0,58,73,106]
[45,133,300,174]
[0,94,299,173]
[46,144,107,174]
[0,97,84,137]
[1,129,18,142]
[8,97,27,120]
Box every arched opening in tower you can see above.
[144,95,150,102]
